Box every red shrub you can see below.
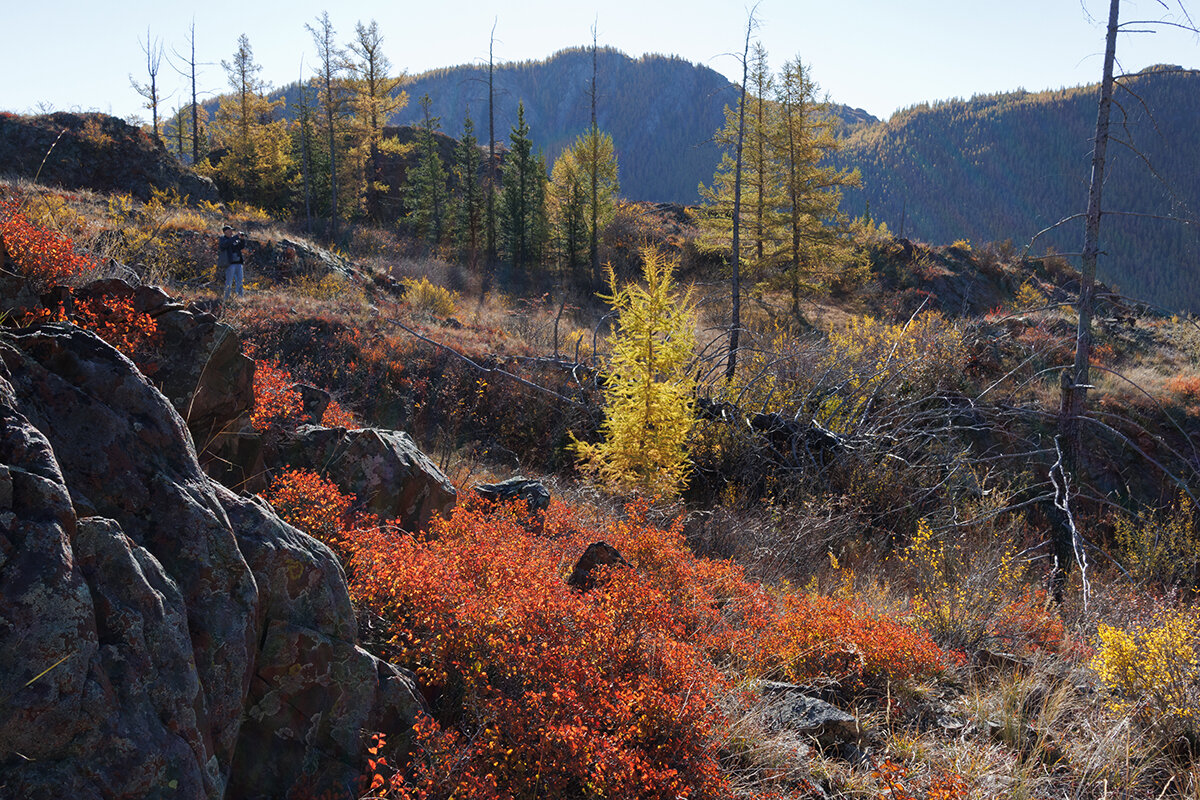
[347,498,951,799]
[73,295,158,359]
[0,199,97,286]
[250,358,305,433]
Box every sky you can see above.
[3,0,1198,123]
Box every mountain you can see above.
[837,65,1200,312]
[270,48,877,205]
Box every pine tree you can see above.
[500,102,547,275]
[406,94,449,245]
[571,247,697,497]
[453,112,484,270]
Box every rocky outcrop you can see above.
[0,112,218,203]
[280,425,457,532]
[0,325,422,799]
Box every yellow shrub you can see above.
[1113,494,1200,588]
[1010,281,1048,312]
[401,276,458,317]
[820,311,964,432]
[293,272,367,306]
[898,517,1024,651]
[1092,607,1200,740]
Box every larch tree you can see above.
[771,56,861,320]
[307,11,346,242]
[571,246,697,497]
[699,41,782,286]
[550,127,618,280]
[212,34,293,210]
[345,19,407,220]
[549,145,588,275]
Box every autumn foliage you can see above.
[326,496,949,799]
[1,198,98,286]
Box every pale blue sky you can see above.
[3,0,1197,122]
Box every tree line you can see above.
[139,15,621,285]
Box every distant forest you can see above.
[839,65,1200,313]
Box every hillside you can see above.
[4,169,1200,798]
[838,65,1200,312]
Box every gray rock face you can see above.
[0,325,422,799]
[759,681,861,745]
[281,425,457,532]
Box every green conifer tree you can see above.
[453,111,484,270]
[500,102,548,275]
[405,93,449,245]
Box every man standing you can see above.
[217,224,246,299]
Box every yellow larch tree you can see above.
[572,247,697,496]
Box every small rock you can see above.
[567,542,631,591]
[758,681,861,744]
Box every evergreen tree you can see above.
[307,12,346,241]
[571,247,697,497]
[500,102,547,275]
[453,112,484,270]
[211,34,294,210]
[405,94,449,245]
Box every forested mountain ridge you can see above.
[270,47,877,205]
[837,65,1200,312]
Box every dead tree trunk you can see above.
[1051,0,1119,601]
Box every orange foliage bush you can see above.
[0,199,98,286]
[322,398,358,428]
[250,358,305,433]
[265,469,353,547]
[873,760,969,800]
[757,592,949,686]
[73,295,158,359]
[346,498,949,799]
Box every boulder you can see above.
[280,425,457,532]
[758,681,861,745]
[473,476,551,513]
[567,541,631,591]
[0,324,423,798]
